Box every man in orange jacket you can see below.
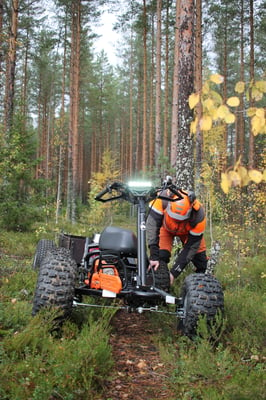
[146,188,207,285]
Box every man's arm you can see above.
[170,233,202,278]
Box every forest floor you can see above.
[99,310,177,400]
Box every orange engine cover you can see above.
[90,259,122,294]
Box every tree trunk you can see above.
[67,0,81,223]
[248,0,254,168]
[194,0,203,192]
[149,13,155,169]
[163,0,170,158]
[142,0,148,172]
[170,0,180,168]
[236,0,245,164]
[222,7,228,167]
[136,70,142,172]
[4,0,18,135]
[129,29,134,176]
[21,18,29,123]
[155,0,162,162]
[175,0,195,189]
[0,0,3,75]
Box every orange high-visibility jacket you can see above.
[146,190,206,255]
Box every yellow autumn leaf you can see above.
[221,173,230,194]
[242,173,250,186]
[248,169,263,183]
[210,90,223,105]
[202,81,210,95]
[226,96,240,107]
[251,115,266,135]
[262,169,266,181]
[234,157,241,170]
[251,87,263,101]
[225,112,236,124]
[217,105,229,119]
[237,166,247,179]
[247,107,257,117]
[210,108,219,121]
[228,171,241,187]
[237,166,250,186]
[203,98,214,111]
[254,80,266,93]
[210,74,224,84]
[235,81,245,93]
[255,108,265,118]
[189,93,200,109]
[190,119,197,134]
[200,115,212,131]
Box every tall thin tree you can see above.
[155,0,162,162]
[67,0,81,222]
[175,0,195,189]
[248,0,254,168]
[170,0,180,168]
[163,0,170,158]
[142,0,148,171]
[4,0,18,134]
[194,0,203,191]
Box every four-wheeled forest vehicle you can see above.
[32,178,224,337]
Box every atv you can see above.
[32,178,224,337]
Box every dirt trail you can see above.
[101,310,176,400]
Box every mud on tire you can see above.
[32,239,56,269]
[179,273,224,338]
[32,247,77,316]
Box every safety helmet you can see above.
[166,194,192,220]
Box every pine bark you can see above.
[149,13,155,169]
[248,0,254,168]
[4,0,18,134]
[155,0,162,162]
[170,0,180,168]
[142,0,148,172]
[236,0,245,163]
[163,1,170,158]
[67,0,81,223]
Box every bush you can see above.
[0,201,42,231]
[159,228,266,400]
[0,221,265,400]
[0,311,113,400]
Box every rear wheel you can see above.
[179,273,224,338]
[32,247,77,316]
[32,239,56,269]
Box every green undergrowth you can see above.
[0,311,114,400]
[0,224,265,400]
[156,224,266,400]
[0,231,115,400]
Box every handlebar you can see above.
[94,182,127,203]
[95,179,186,204]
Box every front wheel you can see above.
[179,273,224,338]
[32,247,77,316]
[154,261,170,291]
[146,260,170,291]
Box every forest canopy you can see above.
[0,0,265,228]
